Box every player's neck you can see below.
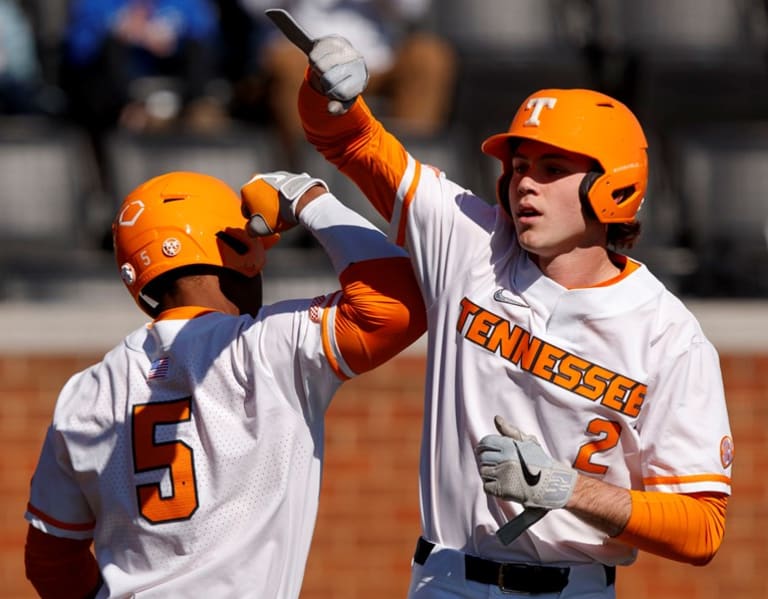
[162,275,241,316]
[532,246,622,289]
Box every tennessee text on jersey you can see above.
[457,297,646,418]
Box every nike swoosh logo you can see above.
[493,288,529,308]
[515,444,541,486]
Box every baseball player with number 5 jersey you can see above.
[24,170,426,598]
[287,20,734,598]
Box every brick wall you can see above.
[2,352,765,599]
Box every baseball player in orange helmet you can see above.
[24,170,426,597]
[281,21,733,598]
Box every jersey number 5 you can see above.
[132,398,199,524]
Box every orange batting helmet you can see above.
[482,89,648,223]
[113,171,276,312]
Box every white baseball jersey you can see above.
[25,193,421,598]
[395,160,733,566]
[26,301,341,598]
[299,90,734,570]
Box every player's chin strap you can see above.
[496,507,549,545]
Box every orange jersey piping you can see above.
[26,503,95,532]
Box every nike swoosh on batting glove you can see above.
[475,416,577,510]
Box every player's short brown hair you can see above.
[606,221,641,249]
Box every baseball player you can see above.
[281,25,733,598]
[24,170,426,598]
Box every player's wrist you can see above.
[294,184,330,217]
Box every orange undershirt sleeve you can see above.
[25,525,102,599]
[616,491,728,565]
[299,72,410,222]
[334,257,427,375]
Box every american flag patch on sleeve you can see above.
[309,294,328,324]
[148,357,170,380]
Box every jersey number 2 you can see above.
[573,418,621,475]
[132,398,199,523]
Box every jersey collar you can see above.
[154,306,219,322]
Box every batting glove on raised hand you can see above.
[240,171,329,236]
[476,415,577,510]
[309,34,369,115]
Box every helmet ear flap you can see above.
[496,171,514,216]
[578,171,602,217]
[578,171,601,204]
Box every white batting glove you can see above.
[476,416,577,510]
[240,171,329,236]
[309,34,369,115]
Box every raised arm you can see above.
[241,171,426,376]
[299,72,412,224]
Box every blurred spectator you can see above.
[234,0,456,167]
[60,0,229,135]
[0,0,61,115]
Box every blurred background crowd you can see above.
[1,0,768,301]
